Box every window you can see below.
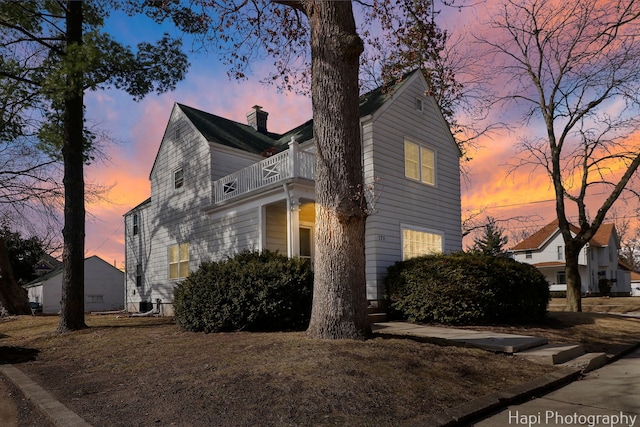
[87,295,104,303]
[525,251,532,259]
[299,227,312,260]
[557,245,564,260]
[169,243,189,279]
[404,140,435,185]
[415,98,423,112]
[402,227,443,260]
[174,168,184,189]
[136,264,142,287]
[556,271,567,284]
[133,214,139,236]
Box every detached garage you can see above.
[24,256,124,314]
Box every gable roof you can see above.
[23,256,121,288]
[173,69,433,155]
[178,104,280,154]
[511,219,618,251]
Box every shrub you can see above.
[598,278,612,297]
[174,250,313,332]
[384,252,550,325]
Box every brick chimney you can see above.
[246,105,268,133]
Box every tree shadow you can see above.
[0,346,39,364]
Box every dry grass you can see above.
[1,315,553,427]
[461,297,640,353]
[1,299,639,426]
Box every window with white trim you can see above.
[404,139,435,185]
[133,214,139,235]
[173,168,184,189]
[136,264,142,287]
[402,227,443,260]
[169,243,189,279]
[557,271,567,284]
[557,245,564,260]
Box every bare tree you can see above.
[478,0,640,311]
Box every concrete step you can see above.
[368,312,387,323]
[560,352,608,373]
[515,343,585,365]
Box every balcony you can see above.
[213,140,315,204]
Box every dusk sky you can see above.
[81,2,639,268]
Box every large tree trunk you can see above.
[304,1,370,340]
[57,1,87,333]
[564,243,582,312]
[0,237,30,315]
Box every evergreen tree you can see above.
[0,1,195,327]
[472,217,509,257]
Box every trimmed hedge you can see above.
[174,250,313,332]
[385,252,550,325]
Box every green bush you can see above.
[384,252,550,325]
[174,250,313,332]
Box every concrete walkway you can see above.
[373,322,548,353]
[475,347,640,427]
[0,363,91,427]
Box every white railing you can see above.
[213,139,315,203]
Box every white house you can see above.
[511,220,631,295]
[631,271,640,296]
[24,256,125,314]
[124,70,463,315]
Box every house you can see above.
[124,70,463,315]
[631,271,640,296]
[511,220,631,296]
[24,256,125,313]
[34,253,62,277]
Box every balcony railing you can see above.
[213,139,315,203]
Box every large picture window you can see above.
[404,139,435,185]
[402,227,443,260]
[169,243,189,279]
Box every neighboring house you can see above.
[24,256,125,313]
[511,220,631,296]
[631,271,640,296]
[124,70,463,315]
[34,254,63,277]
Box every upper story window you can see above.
[402,226,443,260]
[525,251,532,259]
[557,245,564,260]
[404,139,435,185]
[174,168,184,189]
[415,98,424,112]
[169,243,189,280]
[133,214,139,235]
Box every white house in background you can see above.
[511,220,631,295]
[631,271,640,296]
[123,70,463,315]
[24,256,125,313]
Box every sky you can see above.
[81,1,640,268]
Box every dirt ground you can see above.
[2,297,639,426]
[1,315,556,427]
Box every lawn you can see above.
[0,315,553,427]
[1,297,639,426]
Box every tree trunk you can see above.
[57,1,87,333]
[0,236,30,315]
[304,0,370,339]
[564,243,582,312]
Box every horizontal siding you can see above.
[363,75,462,300]
[265,203,287,253]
